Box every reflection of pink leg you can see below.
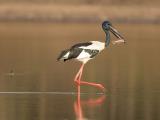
[81,95,106,107]
[74,63,106,92]
[74,93,106,120]
[74,87,83,119]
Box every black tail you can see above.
[57,49,70,61]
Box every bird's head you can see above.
[102,21,112,31]
[102,20,125,46]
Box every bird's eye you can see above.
[102,21,112,30]
[103,24,109,30]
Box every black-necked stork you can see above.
[57,21,125,92]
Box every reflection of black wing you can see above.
[71,42,92,49]
[84,49,99,58]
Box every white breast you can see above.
[77,50,90,59]
[76,50,91,63]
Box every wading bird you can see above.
[57,21,125,92]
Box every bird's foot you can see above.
[95,84,106,92]
[74,80,106,92]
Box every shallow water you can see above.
[0,22,160,120]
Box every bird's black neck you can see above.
[105,31,110,47]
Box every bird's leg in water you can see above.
[74,63,106,92]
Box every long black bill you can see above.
[109,26,125,40]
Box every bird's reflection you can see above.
[74,86,106,120]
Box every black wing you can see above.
[57,48,83,62]
[71,42,92,49]
[57,42,92,62]
[57,49,70,61]
[66,47,83,61]
[84,49,99,58]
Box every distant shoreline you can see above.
[0,3,160,24]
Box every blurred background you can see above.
[0,0,160,120]
[0,0,160,23]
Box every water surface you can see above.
[0,22,159,120]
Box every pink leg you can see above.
[74,63,106,92]
[78,81,105,91]
[74,64,84,85]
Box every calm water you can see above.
[0,22,160,120]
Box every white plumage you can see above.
[79,41,105,51]
[57,41,105,64]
